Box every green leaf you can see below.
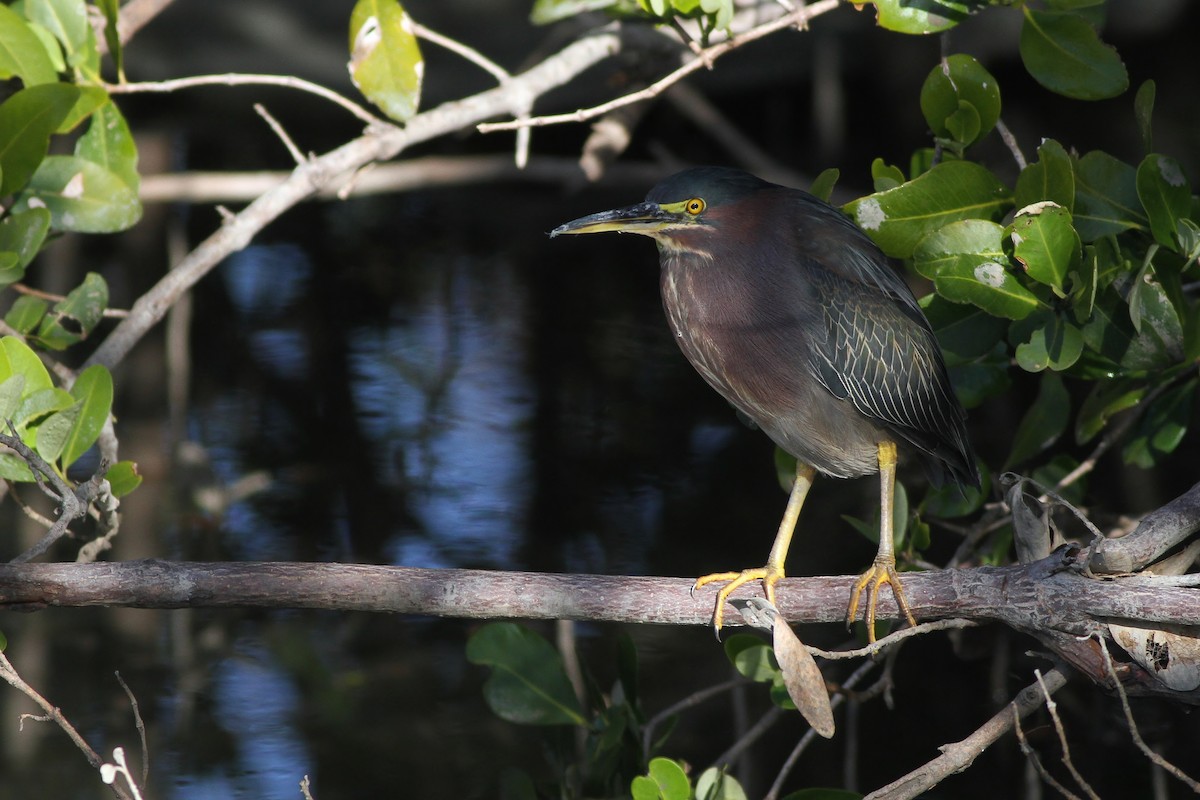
[870,158,905,192]
[922,458,988,518]
[1127,258,1183,358]
[923,294,1009,360]
[846,160,1011,259]
[0,374,26,422]
[1080,290,1169,372]
[920,54,1001,148]
[1135,154,1191,252]
[1014,139,1075,211]
[1074,150,1146,241]
[1122,379,1196,468]
[913,218,1006,280]
[724,635,778,682]
[0,83,81,197]
[1006,372,1070,467]
[631,758,691,800]
[35,272,109,350]
[14,155,142,234]
[57,85,109,134]
[104,460,142,496]
[0,453,35,482]
[0,336,53,397]
[465,622,586,726]
[0,209,51,288]
[1075,378,1145,444]
[1009,203,1080,297]
[16,386,75,434]
[59,363,112,469]
[348,0,424,123]
[695,768,748,800]
[1134,80,1155,153]
[1013,311,1084,372]
[5,296,49,335]
[25,0,89,65]
[860,0,984,34]
[36,400,80,464]
[1019,8,1128,100]
[0,4,59,85]
[808,168,839,203]
[95,0,123,79]
[75,100,139,191]
[915,220,1042,320]
[530,0,624,25]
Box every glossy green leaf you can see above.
[1006,372,1069,467]
[57,84,108,134]
[695,768,748,800]
[35,271,109,350]
[0,84,80,197]
[105,460,142,497]
[921,223,1041,319]
[0,208,51,286]
[76,100,139,191]
[1009,203,1080,297]
[1020,8,1128,100]
[631,758,690,800]
[1134,80,1155,153]
[912,218,1006,280]
[1136,154,1190,251]
[14,155,142,234]
[36,400,80,464]
[808,168,839,203]
[465,622,585,726]
[25,0,88,64]
[1014,139,1075,211]
[5,296,49,335]
[870,158,905,192]
[846,161,1011,259]
[16,386,75,434]
[725,635,778,682]
[0,453,35,482]
[0,4,58,85]
[348,0,423,123]
[1127,259,1183,358]
[1013,310,1084,372]
[1070,244,1098,322]
[920,54,1000,148]
[860,0,984,34]
[1122,379,1195,468]
[1075,378,1145,444]
[0,374,25,423]
[1074,150,1146,241]
[0,337,53,397]
[1080,290,1169,372]
[60,363,112,469]
[947,347,1011,409]
[95,0,123,79]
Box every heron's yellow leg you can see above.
[693,462,817,632]
[846,440,917,642]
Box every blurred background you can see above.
[2,0,1199,797]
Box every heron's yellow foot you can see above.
[845,556,917,643]
[692,564,785,634]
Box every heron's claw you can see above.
[845,557,917,643]
[693,565,783,636]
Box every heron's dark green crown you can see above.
[644,167,773,208]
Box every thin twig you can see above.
[1036,669,1100,799]
[642,677,748,756]
[1095,635,1200,791]
[1013,703,1082,800]
[808,618,979,660]
[1055,381,1171,492]
[114,672,149,788]
[0,651,136,800]
[412,22,509,83]
[254,104,307,166]
[106,73,383,126]
[996,118,1027,170]
[712,706,787,769]
[477,0,840,134]
[1,425,84,564]
[9,284,130,318]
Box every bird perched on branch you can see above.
[551,167,978,641]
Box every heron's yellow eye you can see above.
[685,198,705,215]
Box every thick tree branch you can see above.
[0,554,1197,702]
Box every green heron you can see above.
[551,167,978,641]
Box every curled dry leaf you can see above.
[1109,622,1200,692]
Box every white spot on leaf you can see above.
[62,172,86,199]
[1158,156,1186,187]
[974,261,1006,288]
[348,15,382,85]
[27,197,46,209]
[857,198,885,231]
[1015,200,1062,217]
